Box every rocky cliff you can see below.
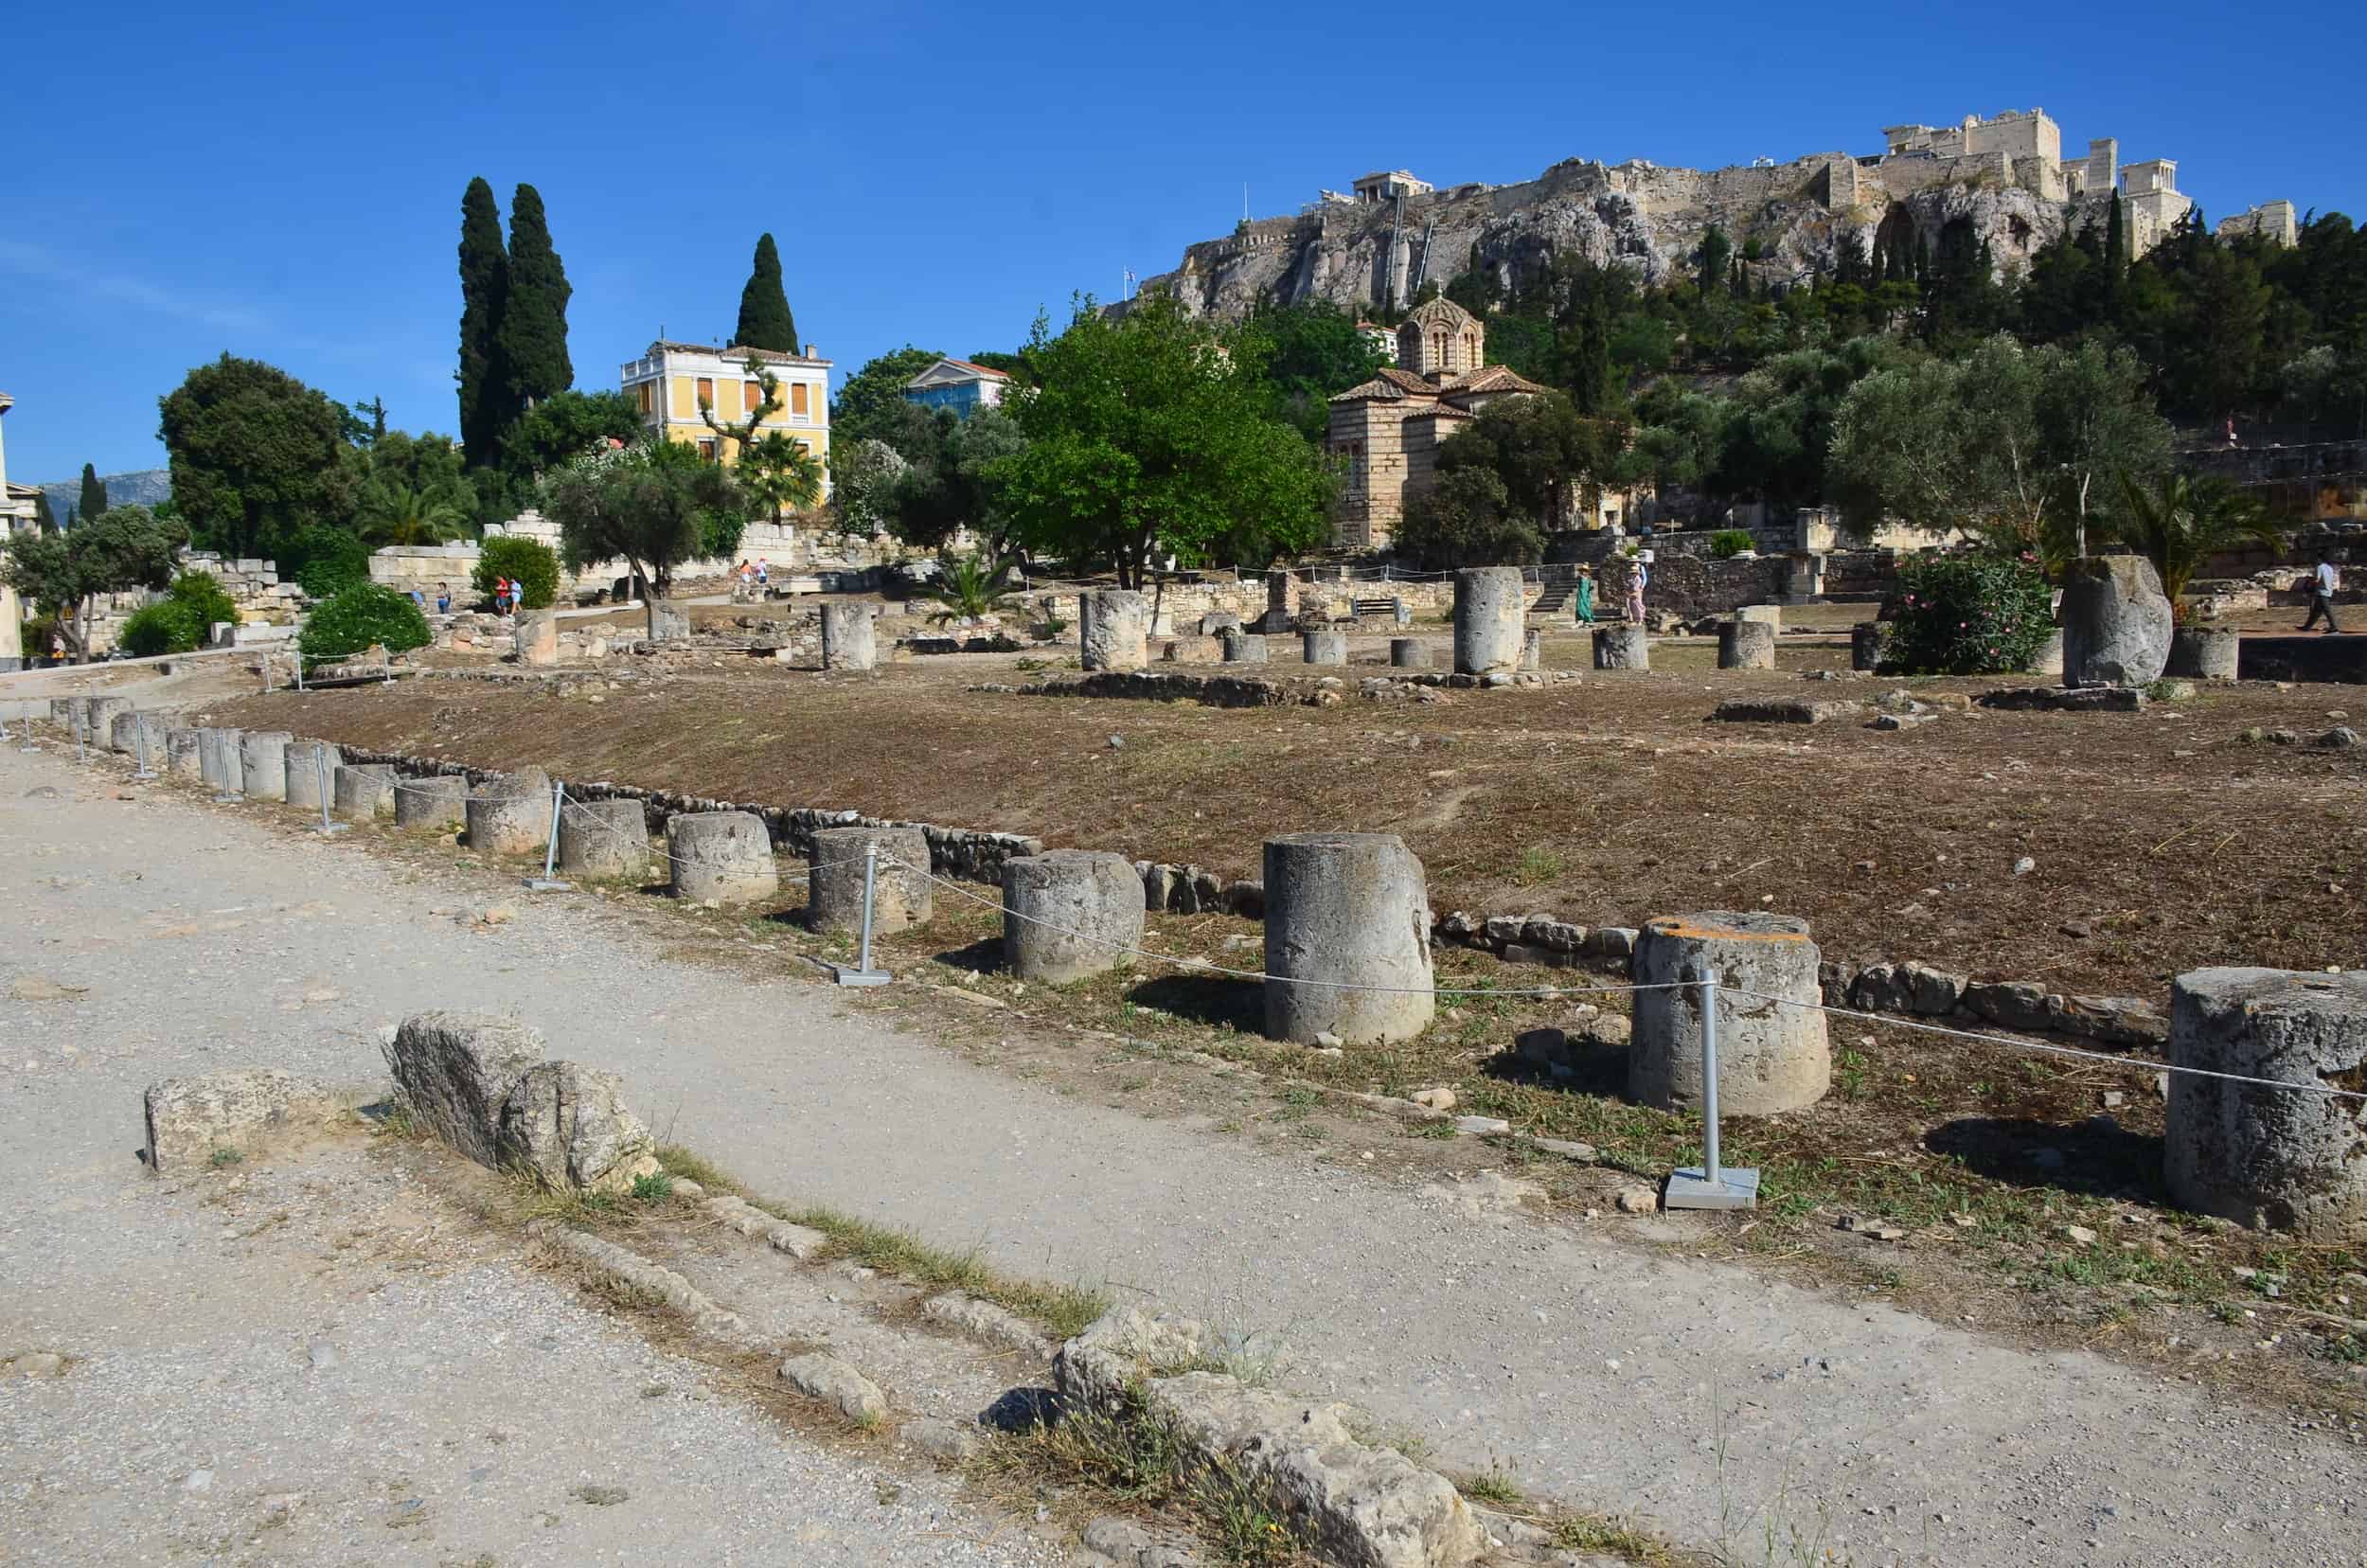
[36,467,171,524]
[1138,152,2095,322]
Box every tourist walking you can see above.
[1572,568,1595,625]
[1626,559,1647,624]
[2299,554,2344,633]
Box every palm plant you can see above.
[2110,472,2282,616]
[925,553,1014,626]
[357,482,468,546]
[741,433,825,524]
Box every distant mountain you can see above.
[32,467,171,525]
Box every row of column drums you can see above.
[47,694,2367,1241]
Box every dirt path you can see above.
[4,741,2362,1566]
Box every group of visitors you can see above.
[735,558,773,593]
[1561,561,1647,627]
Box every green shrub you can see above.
[1709,528,1754,560]
[282,526,372,599]
[116,573,243,657]
[298,583,432,664]
[1880,554,2055,675]
[170,571,240,628]
[117,602,197,658]
[472,536,561,610]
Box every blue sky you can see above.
[6,0,2360,485]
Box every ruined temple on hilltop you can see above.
[1138,108,2295,326]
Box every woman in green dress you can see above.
[1573,569,1595,624]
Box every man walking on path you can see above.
[2299,554,2344,633]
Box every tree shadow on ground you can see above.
[1925,1114,2165,1201]
[929,936,1003,976]
[1128,973,1262,1033]
[1479,1029,1631,1099]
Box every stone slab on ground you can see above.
[1710,697,1861,724]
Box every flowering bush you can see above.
[1879,554,2054,676]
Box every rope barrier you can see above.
[876,850,1676,1000]
[1720,985,2367,1104]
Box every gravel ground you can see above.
[4,738,2364,1567]
[0,759,1069,1567]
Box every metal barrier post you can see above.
[830,843,892,987]
[312,748,347,836]
[76,709,87,765]
[1665,968,1758,1210]
[525,779,572,893]
[211,731,242,803]
[133,714,156,781]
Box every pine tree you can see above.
[733,233,799,352]
[78,464,108,523]
[498,183,573,412]
[457,177,509,469]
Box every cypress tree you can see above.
[733,233,799,352]
[2105,194,2127,280]
[457,177,509,468]
[498,184,573,411]
[78,464,108,522]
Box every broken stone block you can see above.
[383,1012,545,1168]
[143,1068,347,1174]
[2062,554,2172,687]
[495,1061,658,1194]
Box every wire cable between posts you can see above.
[876,850,1680,1000]
[1720,984,2367,1105]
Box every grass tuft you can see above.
[653,1143,742,1193]
[758,1201,1111,1341]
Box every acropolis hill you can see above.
[1137,108,2297,321]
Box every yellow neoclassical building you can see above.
[618,339,832,495]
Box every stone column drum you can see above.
[1220,631,1268,665]
[1850,622,1888,672]
[1629,912,1829,1115]
[667,811,778,904]
[1451,566,1524,675]
[557,796,652,880]
[2028,628,2065,677]
[333,763,397,820]
[1002,849,1144,984]
[1390,638,1431,668]
[1263,568,1293,633]
[821,602,877,671]
[2165,967,2367,1238]
[108,709,142,755]
[1262,831,1434,1046]
[48,698,77,726]
[214,728,245,793]
[515,611,559,668]
[284,741,344,810]
[1521,629,1543,671]
[1081,590,1148,672]
[2166,627,2241,681]
[394,774,470,830]
[808,824,931,934]
[2061,555,2172,687]
[165,728,204,781]
[238,731,294,802]
[1593,626,1650,670]
[1717,620,1777,670]
[1303,629,1346,665]
[89,697,133,750]
[466,767,556,857]
[196,729,224,788]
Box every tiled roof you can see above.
[1330,374,1419,403]
[1440,365,1553,399]
[1407,403,1477,421]
[939,358,1011,381]
[1401,295,1478,332]
[1376,366,1436,395]
[648,339,828,366]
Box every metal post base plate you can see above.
[524,878,574,894]
[829,966,892,988]
[313,822,350,836]
[1664,1166,1760,1211]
